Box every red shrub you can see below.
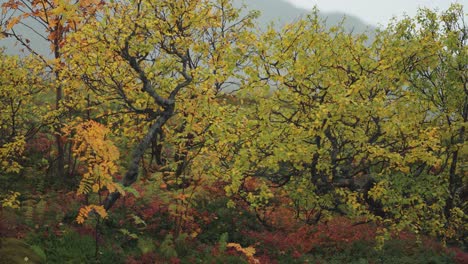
[455,252,468,264]
[450,248,468,264]
[140,199,166,221]
[247,216,377,257]
[256,254,278,264]
[74,225,95,237]
[26,133,53,154]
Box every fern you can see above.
[218,232,229,251]
[137,237,155,254]
[159,234,178,259]
[227,243,259,264]
[34,199,47,224]
[77,177,94,195]
[23,202,35,225]
[119,228,138,240]
[65,120,121,196]
[76,205,108,224]
[64,120,121,224]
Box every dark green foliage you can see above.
[136,236,155,255]
[196,197,261,245]
[159,234,178,259]
[198,254,249,264]
[25,230,123,264]
[218,232,229,251]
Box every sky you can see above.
[284,0,468,26]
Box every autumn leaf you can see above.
[6,16,21,30]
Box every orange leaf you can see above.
[6,16,21,30]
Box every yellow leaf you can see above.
[6,16,21,30]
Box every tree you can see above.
[62,0,258,212]
[1,0,105,180]
[218,7,465,243]
[2,0,464,247]
[0,50,47,209]
[389,4,467,242]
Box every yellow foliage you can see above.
[0,137,25,174]
[65,120,121,196]
[367,181,389,200]
[226,243,259,264]
[64,120,121,224]
[5,16,21,30]
[1,191,21,209]
[76,205,108,224]
[0,53,45,177]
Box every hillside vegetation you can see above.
[0,0,466,263]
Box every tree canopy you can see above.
[0,0,466,262]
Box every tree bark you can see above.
[103,105,174,210]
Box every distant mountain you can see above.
[234,0,376,35]
[0,0,375,56]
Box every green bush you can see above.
[196,197,261,245]
[26,230,123,264]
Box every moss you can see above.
[0,237,45,264]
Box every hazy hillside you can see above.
[0,0,375,56]
[235,0,375,34]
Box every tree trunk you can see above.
[103,106,174,210]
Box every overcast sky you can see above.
[284,0,468,26]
